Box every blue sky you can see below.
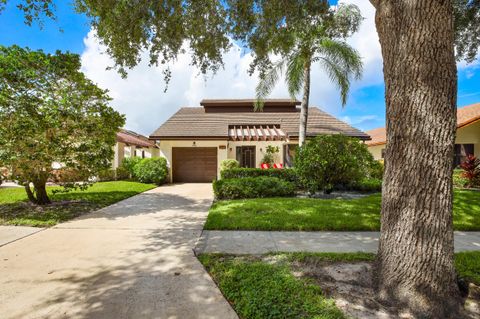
[1,0,479,135]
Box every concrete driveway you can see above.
[0,184,237,319]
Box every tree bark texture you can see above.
[298,61,311,146]
[33,181,51,205]
[372,0,461,317]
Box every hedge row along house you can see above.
[149,99,370,183]
[366,102,480,166]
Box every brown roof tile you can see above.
[150,105,370,140]
[366,102,480,146]
[117,129,157,148]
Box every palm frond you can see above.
[318,57,350,105]
[285,52,306,99]
[315,38,363,106]
[255,59,286,111]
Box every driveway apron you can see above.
[0,183,237,319]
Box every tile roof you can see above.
[150,105,370,140]
[366,102,480,146]
[116,129,157,148]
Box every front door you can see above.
[236,146,256,168]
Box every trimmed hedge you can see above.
[221,168,299,185]
[344,178,382,193]
[213,177,295,200]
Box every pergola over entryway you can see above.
[228,124,286,141]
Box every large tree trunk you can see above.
[371,0,462,317]
[298,61,311,147]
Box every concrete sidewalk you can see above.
[0,184,237,319]
[195,230,480,254]
[0,226,44,247]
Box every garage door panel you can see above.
[172,147,218,183]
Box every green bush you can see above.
[368,160,384,180]
[220,159,239,171]
[348,178,382,193]
[295,135,375,194]
[220,168,299,185]
[453,168,469,188]
[133,157,168,185]
[97,169,116,182]
[213,177,295,199]
[121,157,142,179]
[115,166,130,180]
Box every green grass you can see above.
[199,254,347,319]
[455,251,480,285]
[0,181,156,227]
[199,252,480,318]
[205,189,480,231]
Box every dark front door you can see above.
[236,146,256,168]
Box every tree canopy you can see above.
[0,45,125,204]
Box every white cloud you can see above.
[81,0,383,136]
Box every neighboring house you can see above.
[113,129,159,169]
[149,99,370,183]
[366,102,480,165]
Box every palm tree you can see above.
[255,38,363,146]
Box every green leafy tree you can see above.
[0,45,125,205]
[230,2,363,146]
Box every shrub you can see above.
[221,168,299,185]
[295,135,375,194]
[453,168,469,188]
[460,155,480,188]
[213,177,295,199]
[133,157,168,185]
[121,157,142,179]
[367,160,384,180]
[220,159,240,171]
[97,169,116,182]
[115,166,130,180]
[348,178,382,193]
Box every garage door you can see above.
[172,147,218,183]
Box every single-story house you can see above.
[113,129,159,169]
[366,102,480,165]
[149,99,370,183]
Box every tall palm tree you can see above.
[255,38,363,146]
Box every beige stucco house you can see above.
[113,129,159,169]
[366,102,480,165]
[149,99,370,183]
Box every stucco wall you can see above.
[368,121,480,160]
[456,121,480,157]
[368,144,385,161]
[157,140,228,182]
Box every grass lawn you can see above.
[204,189,480,231]
[199,252,480,319]
[0,181,156,227]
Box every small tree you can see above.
[295,134,374,194]
[460,154,480,187]
[0,45,125,205]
